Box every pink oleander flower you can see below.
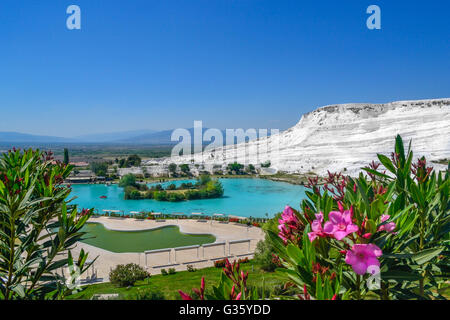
[323,209,359,240]
[378,215,396,233]
[308,212,325,242]
[278,223,289,242]
[345,244,382,275]
[278,206,303,243]
[279,206,298,225]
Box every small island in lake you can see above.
[119,174,224,202]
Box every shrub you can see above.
[167,192,185,202]
[261,160,271,168]
[160,269,168,276]
[237,257,250,264]
[153,191,168,201]
[109,263,150,287]
[187,265,196,272]
[167,183,176,190]
[214,259,227,268]
[253,237,278,272]
[0,149,93,300]
[168,268,176,275]
[227,162,244,174]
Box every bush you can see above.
[161,269,168,276]
[109,263,150,287]
[214,258,227,268]
[168,268,176,275]
[167,192,185,202]
[153,191,168,201]
[253,237,278,272]
[0,149,93,300]
[237,257,250,264]
[261,160,271,168]
[167,183,176,190]
[187,265,196,272]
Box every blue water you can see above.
[69,178,306,218]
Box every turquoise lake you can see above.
[70,178,307,218]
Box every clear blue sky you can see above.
[0,0,448,137]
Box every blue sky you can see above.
[0,0,448,137]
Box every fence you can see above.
[143,239,255,270]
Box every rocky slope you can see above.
[150,98,450,176]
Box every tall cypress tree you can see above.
[63,148,69,165]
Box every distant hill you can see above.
[0,132,74,143]
[75,130,157,143]
[0,128,270,145]
[117,128,205,144]
[116,128,269,145]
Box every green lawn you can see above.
[68,261,286,300]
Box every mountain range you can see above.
[0,128,267,145]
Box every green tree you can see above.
[119,174,137,188]
[90,162,108,176]
[261,160,271,168]
[180,164,190,175]
[168,163,177,175]
[246,164,256,174]
[63,148,69,165]
[0,149,93,300]
[227,162,244,174]
[197,174,212,186]
[205,180,224,197]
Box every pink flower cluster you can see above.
[278,206,302,243]
[377,215,396,233]
[345,244,382,275]
[308,206,359,242]
[305,204,394,276]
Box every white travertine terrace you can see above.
[148,98,450,176]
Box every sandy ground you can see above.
[69,217,265,282]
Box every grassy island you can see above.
[119,174,224,202]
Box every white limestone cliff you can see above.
[146,98,450,177]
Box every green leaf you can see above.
[377,154,396,174]
[412,247,444,265]
[381,270,422,281]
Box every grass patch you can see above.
[67,261,285,300]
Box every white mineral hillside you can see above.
[149,98,450,177]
